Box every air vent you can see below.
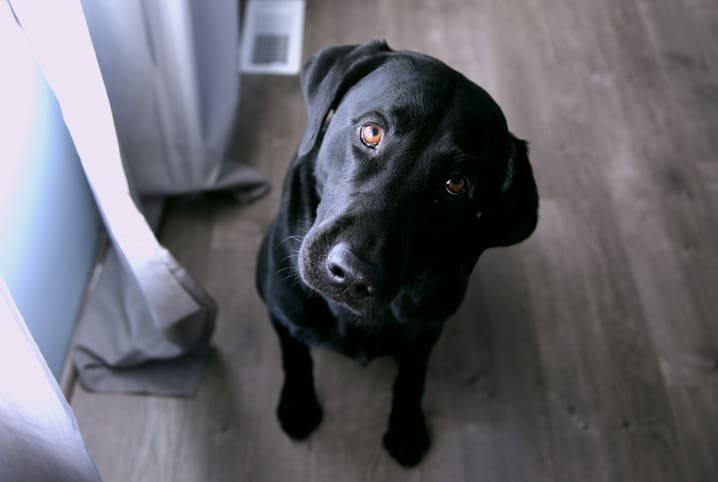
[240,1,305,75]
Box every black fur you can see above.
[255,40,538,467]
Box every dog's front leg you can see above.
[271,317,323,439]
[383,332,438,467]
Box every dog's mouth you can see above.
[319,288,374,317]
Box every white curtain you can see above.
[1,277,101,482]
[8,0,266,395]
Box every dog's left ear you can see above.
[297,40,393,157]
[476,134,539,250]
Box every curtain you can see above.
[8,0,266,395]
[0,277,101,482]
[79,0,268,199]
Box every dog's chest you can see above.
[289,312,404,365]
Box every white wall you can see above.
[0,29,101,379]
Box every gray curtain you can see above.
[11,0,266,396]
[79,0,268,199]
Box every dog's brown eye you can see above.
[360,123,383,147]
[446,175,468,195]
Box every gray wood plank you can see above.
[669,386,718,482]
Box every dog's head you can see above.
[296,41,538,323]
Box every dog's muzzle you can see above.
[298,232,389,314]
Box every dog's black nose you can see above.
[325,242,379,298]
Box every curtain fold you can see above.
[10,0,264,395]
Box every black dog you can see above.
[255,40,538,467]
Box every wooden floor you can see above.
[71,0,718,480]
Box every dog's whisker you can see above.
[275,265,303,286]
[278,249,302,265]
[296,218,314,227]
[281,235,305,246]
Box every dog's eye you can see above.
[360,123,383,148]
[446,175,468,196]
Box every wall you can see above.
[0,25,101,379]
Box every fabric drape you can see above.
[9,0,265,395]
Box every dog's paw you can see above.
[276,387,323,440]
[382,416,431,467]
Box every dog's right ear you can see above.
[297,40,393,157]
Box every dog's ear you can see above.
[297,40,393,157]
[476,134,539,250]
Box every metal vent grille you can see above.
[240,1,305,75]
[252,34,289,65]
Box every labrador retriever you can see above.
[255,40,538,467]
